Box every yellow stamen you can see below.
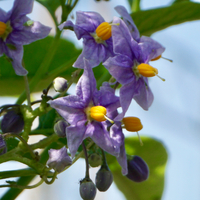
[122,117,143,132]
[90,106,107,122]
[96,22,112,41]
[137,63,158,77]
[0,21,7,36]
[151,55,161,61]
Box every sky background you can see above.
[0,0,200,199]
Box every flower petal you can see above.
[115,5,140,42]
[112,17,140,60]
[103,54,135,85]
[133,78,154,110]
[76,58,97,105]
[139,36,165,63]
[66,121,86,158]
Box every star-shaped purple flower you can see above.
[103,14,165,119]
[59,10,114,69]
[0,0,51,76]
[49,59,127,175]
[47,147,72,173]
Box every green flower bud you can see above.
[54,120,69,137]
[95,164,113,191]
[79,178,96,200]
[88,153,102,167]
[53,77,68,93]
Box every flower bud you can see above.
[0,135,7,155]
[53,77,68,93]
[80,178,96,200]
[88,153,102,167]
[126,155,149,182]
[1,110,24,134]
[54,120,69,137]
[47,147,72,173]
[95,165,113,191]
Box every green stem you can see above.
[82,141,90,178]
[30,134,59,150]
[4,133,36,159]
[0,178,44,189]
[0,168,53,179]
[29,128,54,136]
[131,0,141,12]
[16,31,61,105]
[23,75,31,109]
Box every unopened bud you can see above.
[88,153,102,167]
[95,165,113,191]
[53,77,68,93]
[54,120,69,137]
[1,110,24,134]
[126,155,149,182]
[80,178,96,200]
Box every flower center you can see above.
[0,22,7,36]
[137,63,158,77]
[90,106,107,122]
[96,22,112,41]
[122,117,143,132]
[133,63,165,81]
[0,21,13,41]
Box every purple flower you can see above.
[0,0,51,76]
[115,5,165,61]
[103,15,165,120]
[59,11,114,68]
[47,147,72,173]
[49,59,127,175]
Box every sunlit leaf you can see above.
[107,136,168,200]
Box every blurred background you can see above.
[0,0,200,199]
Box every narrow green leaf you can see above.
[131,2,200,36]
[107,137,168,200]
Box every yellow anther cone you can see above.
[137,63,158,77]
[90,106,107,122]
[96,22,112,40]
[0,21,7,35]
[122,117,143,132]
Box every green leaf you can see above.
[131,2,200,36]
[35,0,61,24]
[37,109,56,130]
[0,36,81,96]
[107,137,168,200]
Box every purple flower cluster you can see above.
[0,0,51,75]
[50,5,165,175]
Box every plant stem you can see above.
[23,75,31,109]
[132,0,141,12]
[0,178,44,189]
[82,141,90,178]
[16,31,61,105]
